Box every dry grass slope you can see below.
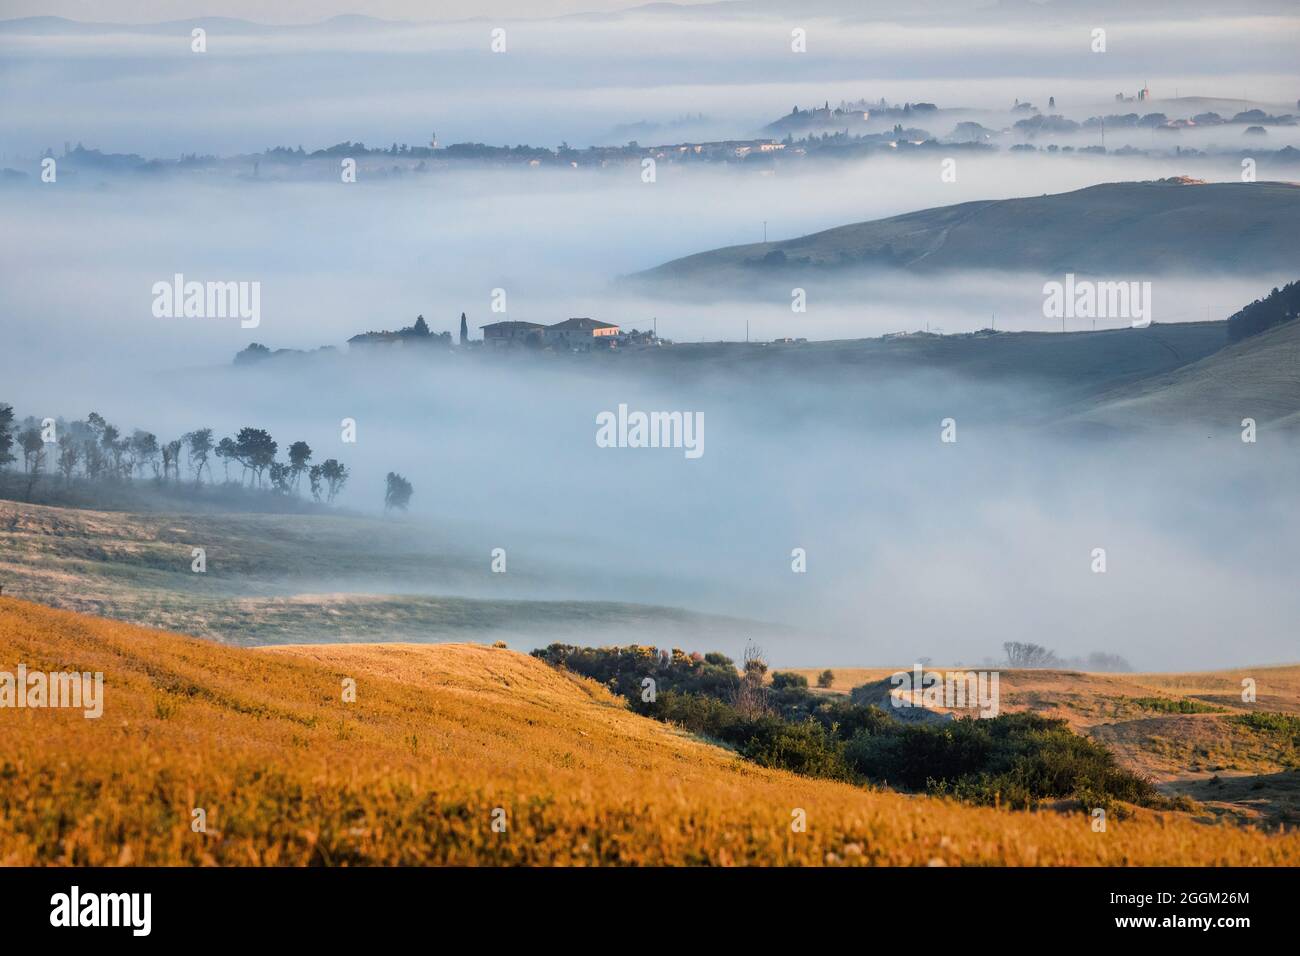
[791,664,1300,825]
[2,598,1298,866]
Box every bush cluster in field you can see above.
[533,644,1172,812]
[1128,696,1225,714]
[1234,711,1300,767]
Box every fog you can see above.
[2,11,1298,156]
[1,150,1292,371]
[2,5,1298,672]
[5,334,1299,671]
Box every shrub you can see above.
[1129,696,1222,714]
[1233,712,1300,766]
[738,717,852,781]
[817,669,834,688]
[1235,711,1300,738]
[538,645,1167,811]
[844,712,1166,810]
[813,698,894,740]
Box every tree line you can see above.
[1226,279,1300,342]
[0,405,357,506]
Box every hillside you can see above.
[792,665,1300,825]
[634,181,1300,282]
[2,597,1298,865]
[1059,315,1300,430]
[0,500,771,647]
[626,321,1230,403]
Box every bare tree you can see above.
[1003,641,1060,668]
[731,641,771,718]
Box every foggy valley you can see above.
[2,0,1300,889]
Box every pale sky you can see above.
[0,0,670,23]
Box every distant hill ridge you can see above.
[634,181,1300,282]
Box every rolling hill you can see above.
[1059,313,1300,430]
[2,597,1298,865]
[0,500,775,647]
[793,664,1300,825]
[633,181,1300,282]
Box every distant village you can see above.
[353,314,662,351]
[27,90,1300,188]
[236,313,663,365]
[234,312,817,365]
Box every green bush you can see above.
[845,712,1166,810]
[1129,696,1222,714]
[537,644,1168,811]
[770,671,809,690]
[738,717,852,781]
[1235,711,1300,738]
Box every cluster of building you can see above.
[1115,84,1152,103]
[481,317,661,351]
[344,314,663,353]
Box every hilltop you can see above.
[633,181,1300,283]
[2,597,1298,865]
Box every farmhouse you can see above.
[544,317,620,351]
[481,320,545,347]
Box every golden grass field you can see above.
[2,597,1299,866]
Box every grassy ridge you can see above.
[636,182,1300,280]
[2,598,1298,866]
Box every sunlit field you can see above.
[2,598,1297,866]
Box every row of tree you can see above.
[0,406,355,505]
[1002,641,1131,672]
[1226,279,1300,342]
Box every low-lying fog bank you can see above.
[4,346,1296,672]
